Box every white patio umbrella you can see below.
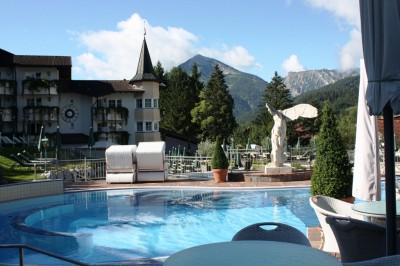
[359,0,400,255]
[352,59,381,202]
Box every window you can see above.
[136,99,143,109]
[36,98,42,106]
[145,122,152,131]
[116,99,122,107]
[153,98,159,108]
[109,122,122,131]
[109,100,116,108]
[137,122,143,132]
[27,99,35,107]
[145,99,152,108]
[153,121,159,131]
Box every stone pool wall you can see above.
[0,179,64,202]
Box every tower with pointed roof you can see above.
[129,37,161,142]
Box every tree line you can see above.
[155,61,359,153]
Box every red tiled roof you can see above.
[378,116,400,144]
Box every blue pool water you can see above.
[0,187,318,264]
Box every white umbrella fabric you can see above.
[359,0,400,255]
[352,59,381,202]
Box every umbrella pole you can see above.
[383,104,397,255]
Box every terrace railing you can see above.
[166,155,211,175]
[43,158,106,181]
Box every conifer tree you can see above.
[189,63,204,137]
[191,64,237,141]
[310,100,353,199]
[255,71,293,125]
[160,67,193,136]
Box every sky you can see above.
[0,0,362,82]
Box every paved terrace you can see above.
[64,177,330,254]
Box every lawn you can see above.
[0,146,49,184]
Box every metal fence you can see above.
[43,158,106,181]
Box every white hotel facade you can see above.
[0,38,162,146]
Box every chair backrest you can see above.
[231,222,311,246]
[309,196,363,253]
[310,195,362,219]
[342,255,400,266]
[325,216,389,263]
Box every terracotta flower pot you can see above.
[212,169,227,183]
[340,196,355,204]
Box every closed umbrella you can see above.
[38,125,44,157]
[352,60,381,202]
[265,136,271,152]
[222,139,227,152]
[359,0,400,254]
[88,127,95,148]
[54,126,61,159]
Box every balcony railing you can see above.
[23,106,59,122]
[93,107,128,124]
[0,80,17,95]
[0,108,17,122]
[22,79,59,95]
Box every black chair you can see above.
[231,222,311,246]
[326,216,400,263]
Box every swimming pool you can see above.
[0,187,318,265]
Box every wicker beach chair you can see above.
[231,222,311,246]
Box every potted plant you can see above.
[211,139,229,183]
[310,101,354,202]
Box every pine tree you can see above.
[191,64,237,141]
[310,101,353,199]
[189,63,204,137]
[255,71,293,125]
[154,61,166,81]
[160,67,193,136]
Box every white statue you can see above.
[266,103,318,167]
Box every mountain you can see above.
[179,55,267,124]
[179,54,360,124]
[284,69,359,97]
[294,75,360,113]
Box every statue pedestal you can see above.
[264,165,293,175]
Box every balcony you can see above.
[0,107,17,122]
[93,107,128,124]
[23,106,59,122]
[0,80,17,95]
[22,79,59,95]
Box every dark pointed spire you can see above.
[130,37,159,83]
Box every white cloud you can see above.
[200,44,257,70]
[281,55,305,74]
[304,0,360,27]
[74,13,198,79]
[304,0,362,70]
[339,28,362,71]
[73,13,259,79]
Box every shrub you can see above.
[196,140,215,157]
[310,101,353,199]
[211,139,229,169]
